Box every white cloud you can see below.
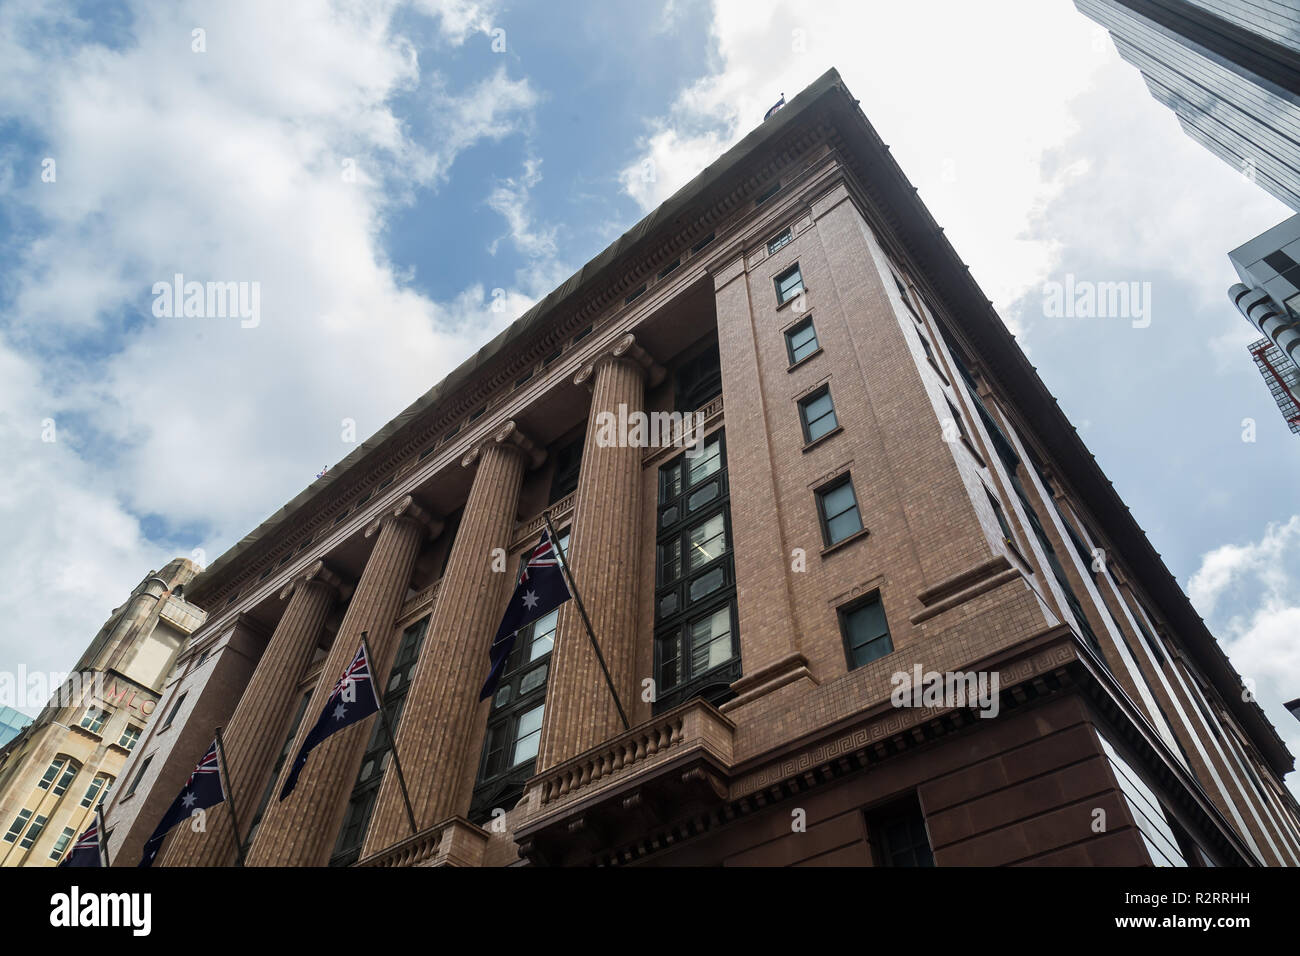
[1189,517,1300,797]
[0,0,544,703]
[487,157,557,260]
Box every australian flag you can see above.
[138,739,226,867]
[479,529,572,700]
[59,813,105,868]
[763,94,785,121]
[279,642,379,801]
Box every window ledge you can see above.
[820,526,870,557]
[801,424,844,453]
[776,287,809,312]
[787,347,823,372]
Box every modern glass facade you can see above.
[0,707,29,749]
[1077,0,1300,210]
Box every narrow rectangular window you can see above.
[799,387,839,443]
[816,476,863,546]
[80,775,109,808]
[125,755,153,797]
[52,762,78,796]
[118,725,142,751]
[867,798,934,867]
[3,809,32,843]
[767,227,793,255]
[840,593,894,669]
[79,707,108,734]
[775,264,804,305]
[985,488,1015,545]
[50,826,76,862]
[161,693,187,730]
[19,814,48,849]
[785,317,819,364]
[38,758,65,790]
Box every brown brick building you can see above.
[104,70,1300,867]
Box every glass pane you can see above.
[519,663,548,696]
[686,439,721,484]
[529,609,559,660]
[687,514,727,569]
[807,413,836,441]
[821,482,856,520]
[689,607,733,676]
[658,591,678,617]
[689,567,725,601]
[659,505,679,528]
[512,705,545,766]
[659,633,682,689]
[803,392,834,422]
[852,633,893,668]
[659,538,682,584]
[493,684,512,708]
[687,482,718,511]
[659,463,681,502]
[848,600,888,647]
[826,509,863,543]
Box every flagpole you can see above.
[543,511,631,732]
[360,632,419,837]
[213,727,247,866]
[95,803,110,868]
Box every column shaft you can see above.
[244,504,430,866]
[536,353,647,770]
[161,567,338,865]
[363,426,533,855]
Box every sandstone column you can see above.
[244,496,440,866]
[362,421,542,855]
[536,333,661,770]
[160,560,343,866]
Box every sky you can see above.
[1,1,1297,791]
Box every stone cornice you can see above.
[574,333,666,390]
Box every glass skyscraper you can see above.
[1077,0,1300,210]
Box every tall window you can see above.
[125,755,152,797]
[118,725,142,751]
[243,692,312,853]
[840,594,894,669]
[785,317,819,365]
[654,433,740,712]
[79,706,109,734]
[3,809,32,844]
[816,476,864,546]
[37,758,66,791]
[330,616,430,867]
[471,533,569,824]
[51,760,79,797]
[161,693,187,730]
[49,827,76,862]
[80,774,111,809]
[18,813,48,849]
[798,387,839,443]
[674,342,722,413]
[549,432,585,503]
[867,798,934,867]
[775,264,804,305]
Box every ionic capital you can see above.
[574,333,666,390]
[364,494,444,540]
[279,559,346,601]
[462,419,546,470]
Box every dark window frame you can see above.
[838,592,895,670]
[815,474,864,547]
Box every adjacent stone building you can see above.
[0,558,203,866]
[109,70,1300,867]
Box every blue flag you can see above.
[480,529,573,700]
[138,740,225,867]
[59,810,105,868]
[279,642,379,801]
[763,94,785,120]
